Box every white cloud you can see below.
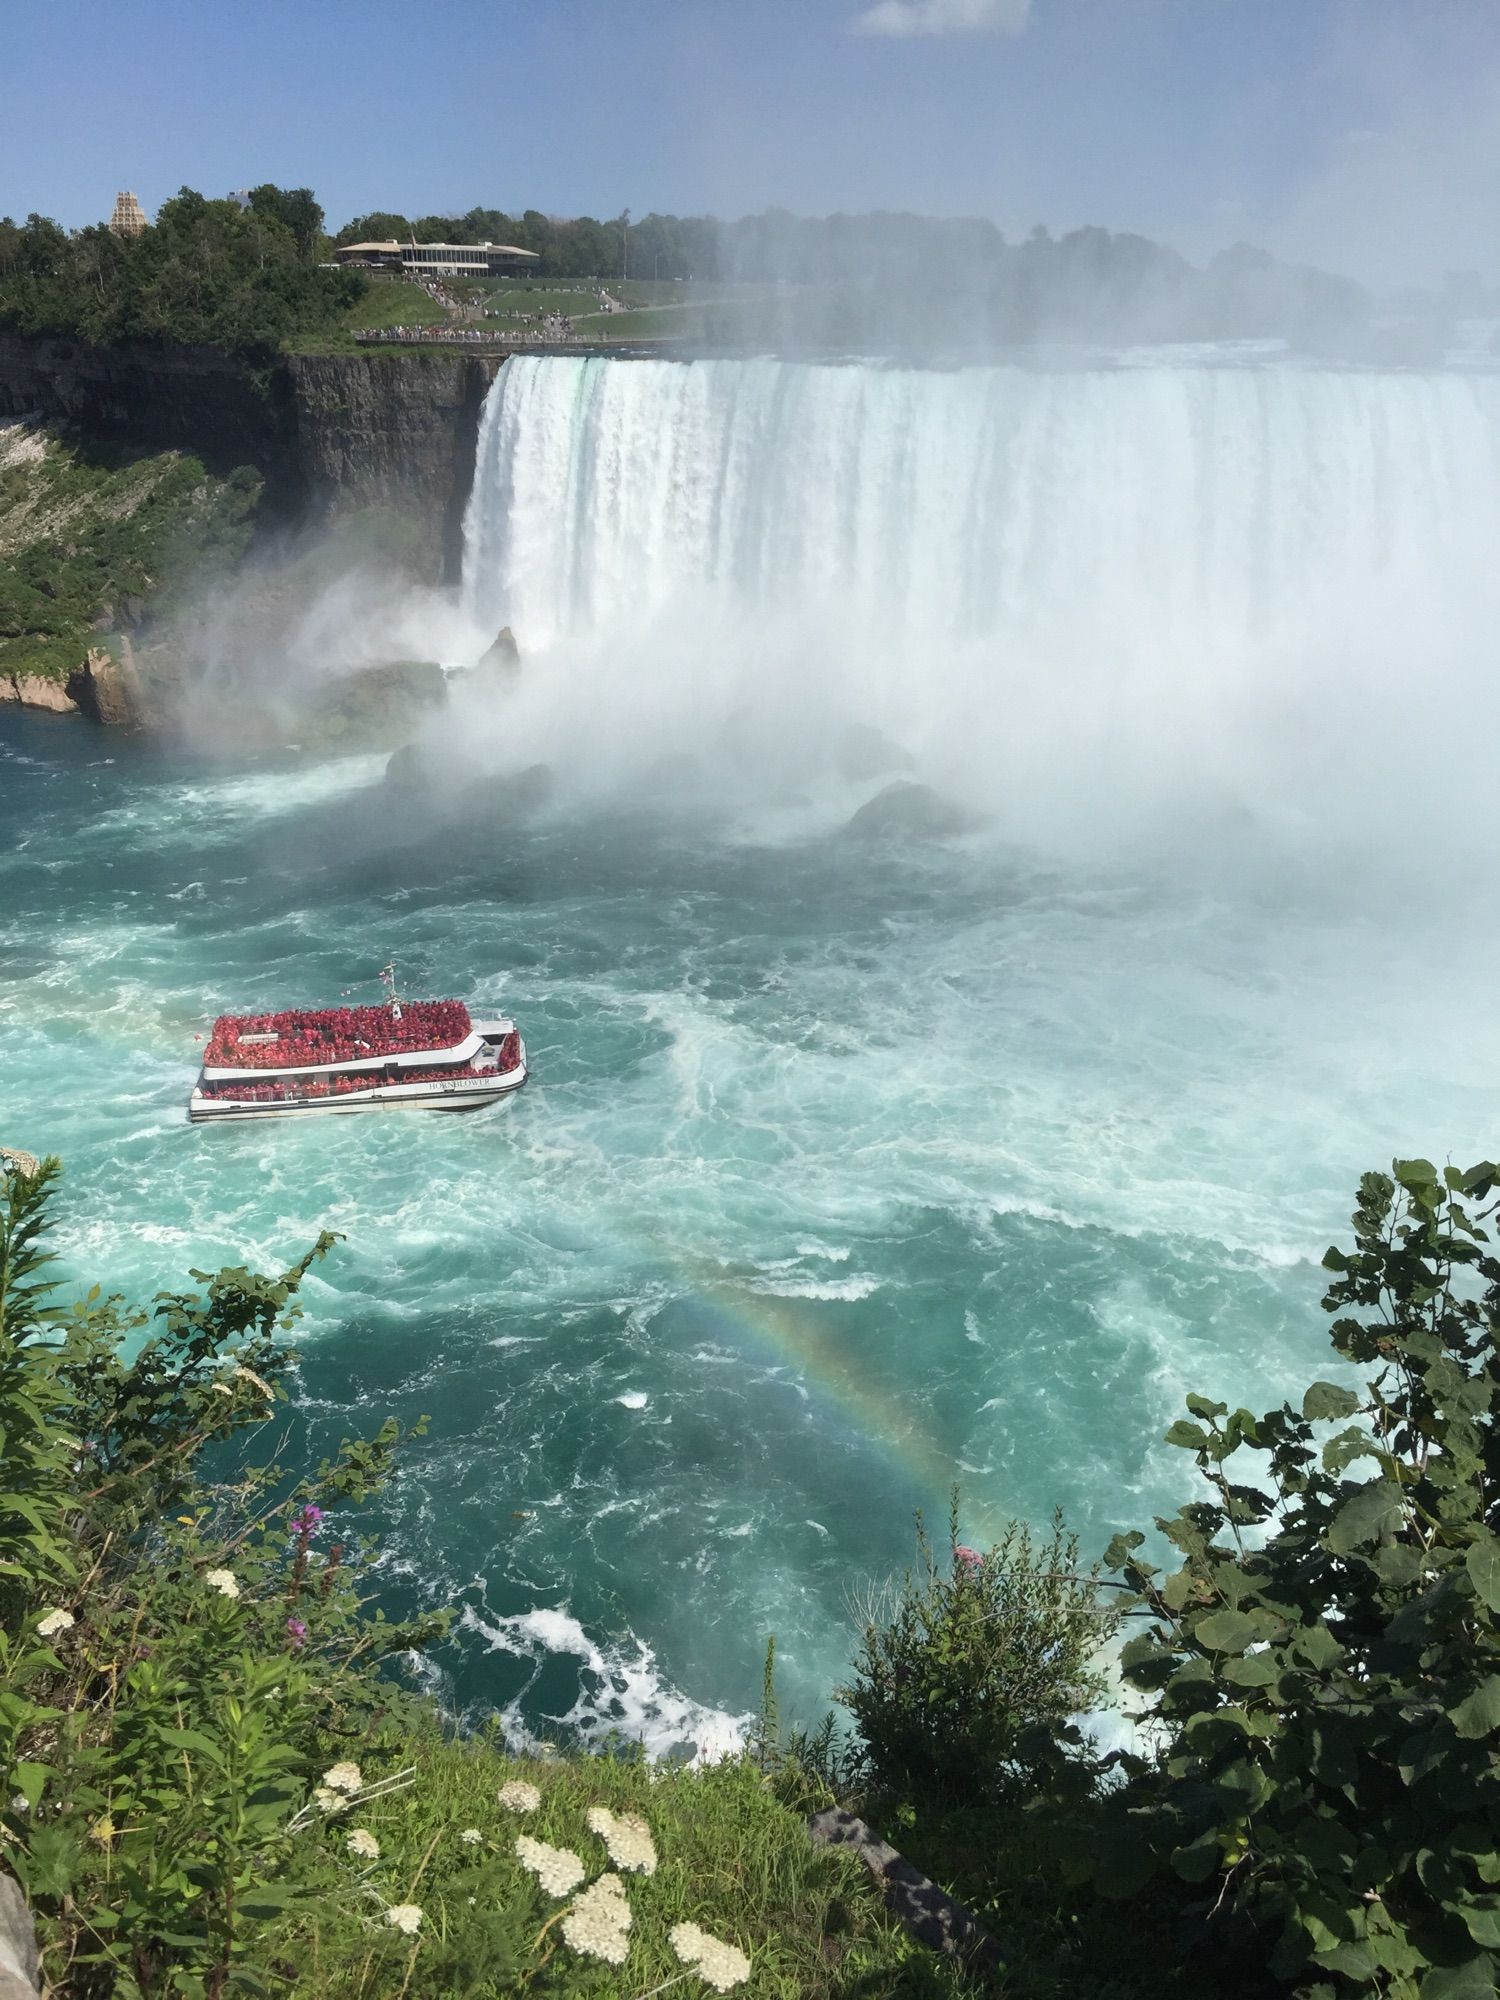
[851,0,1031,39]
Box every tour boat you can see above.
[187,993,526,1124]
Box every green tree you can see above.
[1102,1160,1500,1999]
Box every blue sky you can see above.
[3,0,1497,283]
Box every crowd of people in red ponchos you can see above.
[198,1035,522,1104]
[204,1001,473,1071]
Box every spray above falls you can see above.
[458,355,1500,852]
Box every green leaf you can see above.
[1450,1678,1500,1740]
[1291,1624,1346,1673]
[1164,1419,1212,1451]
[1171,1831,1221,1884]
[1326,1479,1404,1553]
[1420,1955,1497,2000]
[1303,1381,1362,1421]
[157,1726,224,1759]
[1185,1394,1228,1419]
[1459,1899,1500,1949]
[1214,1759,1272,1810]
[1195,1609,1262,1654]
[1466,1535,1500,1611]
[1224,1651,1282,1687]
[11,1762,49,1809]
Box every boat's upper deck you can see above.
[203,1000,479,1078]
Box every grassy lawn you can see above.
[343,282,450,333]
[262,1734,973,1999]
[570,303,708,340]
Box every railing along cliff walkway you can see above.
[353,328,692,360]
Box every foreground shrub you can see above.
[1103,1161,1500,1999]
[839,1500,1115,1809]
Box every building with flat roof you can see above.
[333,240,540,280]
[109,191,148,237]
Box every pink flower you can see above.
[954,1546,982,1570]
[286,1617,308,1649]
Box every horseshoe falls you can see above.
[5,354,1500,1750]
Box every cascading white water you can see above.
[460,355,1500,847]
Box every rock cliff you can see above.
[283,352,495,582]
[0,333,288,487]
[0,335,501,584]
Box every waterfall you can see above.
[458,355,1500,845]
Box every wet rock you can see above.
[843,781,986,841]
[477,624,520,671]
[473,761,553,820]
[0,1147,41,1178]
[837,721,916,782]
[300,660,445,751]
[385,744,553,823]
[68,646,145,727]
[0,1871,40,1999]
[4,672,78,714]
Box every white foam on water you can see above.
[462,1604,750,1765]
[615,1391,649,1409]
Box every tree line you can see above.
[0,187,364,357]
[0,182,1463,357]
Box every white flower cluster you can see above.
[36,1608,75,1638]
[560,1872,631,1965]
[671,1921,751,1993]
[385,1903,422,1936]
[345,1828,380,1860]
[586,1805,657,1876]
[497,1779,541,1813]
[204,1570,240,1600]
[515,1834,586,1898]
[323,1762,363,1794]
[459,1827,482,1845]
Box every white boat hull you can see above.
[188,1056,527,1124]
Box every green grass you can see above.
[569,305,705,341]
[264,1733,974,1999]
[343,283,450,333]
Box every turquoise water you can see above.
[3,693,1494,1750]
[7,353,1500,1747]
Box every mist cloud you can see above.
[850,0,1031,40]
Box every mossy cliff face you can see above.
[0,340,504,723]
[0,336,500,584]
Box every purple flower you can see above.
[954,1546,982,1571]
[286,1617,308,1649]
[291,1505,324,1538]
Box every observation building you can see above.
[333,240,540,279]
[109,192,148,237]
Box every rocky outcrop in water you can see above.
[298,661,447,751]
[67,647,145,727]
[843,781,987,841]
[4,672,77,714]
